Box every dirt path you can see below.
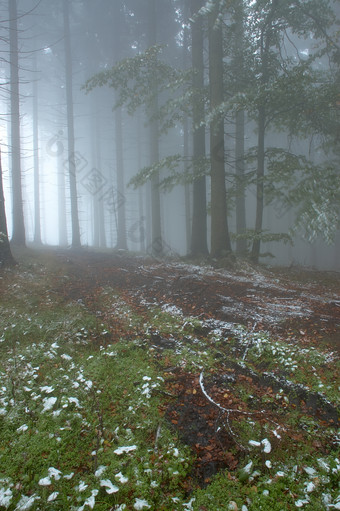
[54,250,340,351]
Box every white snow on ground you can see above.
[138,261,339,327]
[114,445,137,455]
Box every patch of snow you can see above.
[261,438,271,453]
[100,479,119,494]
[14,494,39,510]
[304,467,317,476]
[134,499,151,510]
[61,354,72,361]
[249,440,261,447]
[114,445,137,455]
[68,397,81,408]
[16,424,28,433]
[115,472,129,484]
[76,481,88,492]
[81,489,99,510]
[243,461,253,473]
[317,459,330,472]
[182,497,196,510]
[38,476,51,486]
[47,492,59,502]
[305,481,316,493]
[295,499,309,507]
[48,467,62,480]
[95,466,106,478]
[161,304,183,316]
[0,487,12,507]
[40,385,54,394]
[42,396,57,412]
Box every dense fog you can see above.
[0,0,339,270]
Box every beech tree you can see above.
[208,3,232,256]
[190,0,209,256]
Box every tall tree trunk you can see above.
[57,154,68,246]
[251,105,266,262]
[234,1,247,255]
[136,113,146,253]
[63,0,81,249]
[8,0,25,246]
[182,12,191,255]
[0,148,16,267]
[183,114,191,254]
[111,3,127,250]
[251,1,277,263]
[114,105,127,249]
[90,93,106,248]
[190,0,208,256]
[32,53,42,245]
[209,8,232,257]
[148,0,162,257]
[235,108,247,255]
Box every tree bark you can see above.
[209,7,232,257]
[190,0,208,256]
[8,0,25,246]
[63,0,81,249]
[114,105,127,249]
[251,104,266,262]
[235,109,247,255]
[32,53,42,245]
[0,148,16,267]
[234,1,247,255]
[148,0,163,257]
[182,6,191,254]
[57,153,68,246]
[251,0,278,263]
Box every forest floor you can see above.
[0,247,339,510]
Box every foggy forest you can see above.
[0,1,339,511]
[0,0,339,269]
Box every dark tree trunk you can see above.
[182,6,191,254]
[32,53,42,245]
[148,0,163,257]
[234,1,247,255]
[90,93,106,248]
[209,7,232,257]
[8,0,25,246]
[114,105,127,249]
[190,0,208,256]
[63,0,81,249]
[57,154,68,246]
[251,105,266,263]
[111,3,127,250]
[136,113,146,253]
[235,109,247,255]
[251,1,277,263]
[0,148,16,267]
[183,114,191,255]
